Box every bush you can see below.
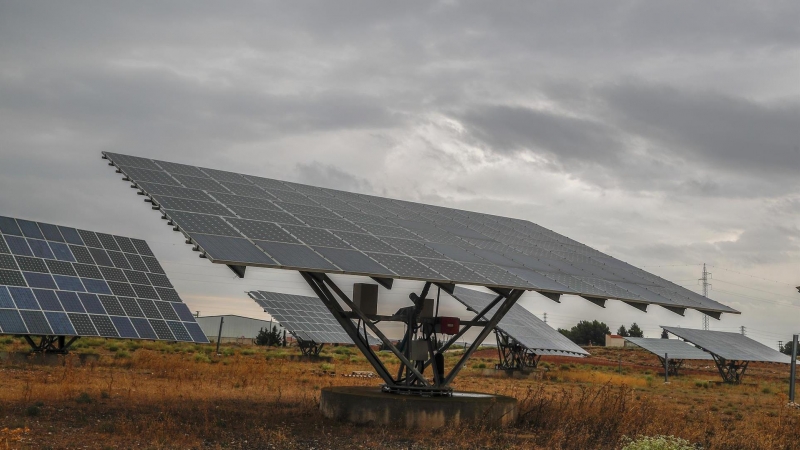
[76,392,92,404]
[25,405,40,417]
[194,353,211,363]
[621,435,695,450]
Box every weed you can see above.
[25,405,40,417]
[76,392,92,404]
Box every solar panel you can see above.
[248,290,379,345]
[449,286,587,357]
[102,152,738,317]
[661,326,792,364]
[0,216,207,343]
[624,337,713,361]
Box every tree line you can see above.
[557,320,666,346]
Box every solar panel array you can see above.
[450,287,588,357]
[662,327,792,364]
[624,337,713,361]
[103,152,737,317]
[249,290,378,345]
[0,216,208,343]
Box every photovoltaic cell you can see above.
[0,216,207,343]
[102,153,738,317]
[249,290,379,345]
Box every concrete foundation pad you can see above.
[320,386,517,428]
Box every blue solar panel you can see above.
[56,291,85,313]
[17,220,44,240]
[0,217,211,343]
[5,236,33,256]
[23,272,57,290]
[45,311,76,335]
[0,287,14,308]
[110,316,138,338]
[48,242,75,262]
[33,289,62,311]
[0,309,27,333]
[9,287,40,310]
[78,293,107,315]
[130,317,157,339]
[27,239,55,259]
[52,275,85,292]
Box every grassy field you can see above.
[0,337,798,449]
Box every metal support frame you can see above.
[711,354,749,384]
[494,330,540,370]
[297,338,324,357]
[23,335,79,353]
[655,355,685,376]
[300,271,525,396]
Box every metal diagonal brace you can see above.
[443,289,525,385]
[317,273,431,388]
[421,292,503,370]
[300,272,394,385]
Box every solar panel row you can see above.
[248,290,378,345]
[661,326,792,364]
[449,287,588,357]
[104,152,737,316]
[0,216,207,343]
[624,337,713,361]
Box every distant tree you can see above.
[255,325,283,346]
[782,339,799,356]
[628,323,644,338]
[559,320,610,346]
[617,325,629,337]
[661,329,669,339]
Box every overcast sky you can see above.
[1,1,799,347]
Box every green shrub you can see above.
[114,350,130,359]
[621,435,695,450]
[560,364,571,371]
[240,348,256,356]
[761,386,773,394]
[194,353,211,363]
[76,392,92,404]
[320,363,334,371]
[25,405,40,416]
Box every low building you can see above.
[196,315,284,345]
[605,334,626,347]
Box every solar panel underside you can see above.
[450,286,588,357]
[0,216,208,343]
[248,290,379,345]
[102,152,738,316]
[661,327,792,364]
[624,337,713,361]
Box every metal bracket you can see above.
[227,265,247,278]
[581,296,607,308]
[539,292,561,303]
[370,277,394,290]
[23,335,79,353]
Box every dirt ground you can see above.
[0,337,798,449]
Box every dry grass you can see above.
[0,338,797,449]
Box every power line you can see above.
[713,278,799,300]
[708,265,795,287]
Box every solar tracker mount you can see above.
[624,337,712,376]
[102,151,738,394]
[662,326,794,383]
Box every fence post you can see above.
[216,317,224,355]
[664,352,669,383]
[790,334,798,404]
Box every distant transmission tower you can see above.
[740,326,746,336]
[699,264,712,330]
[543,312,547,324]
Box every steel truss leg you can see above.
[297,339,324,357]
[23,335,78,353]
[301,272,525,396]
[656,357,684,377]
[712,355,749,384]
